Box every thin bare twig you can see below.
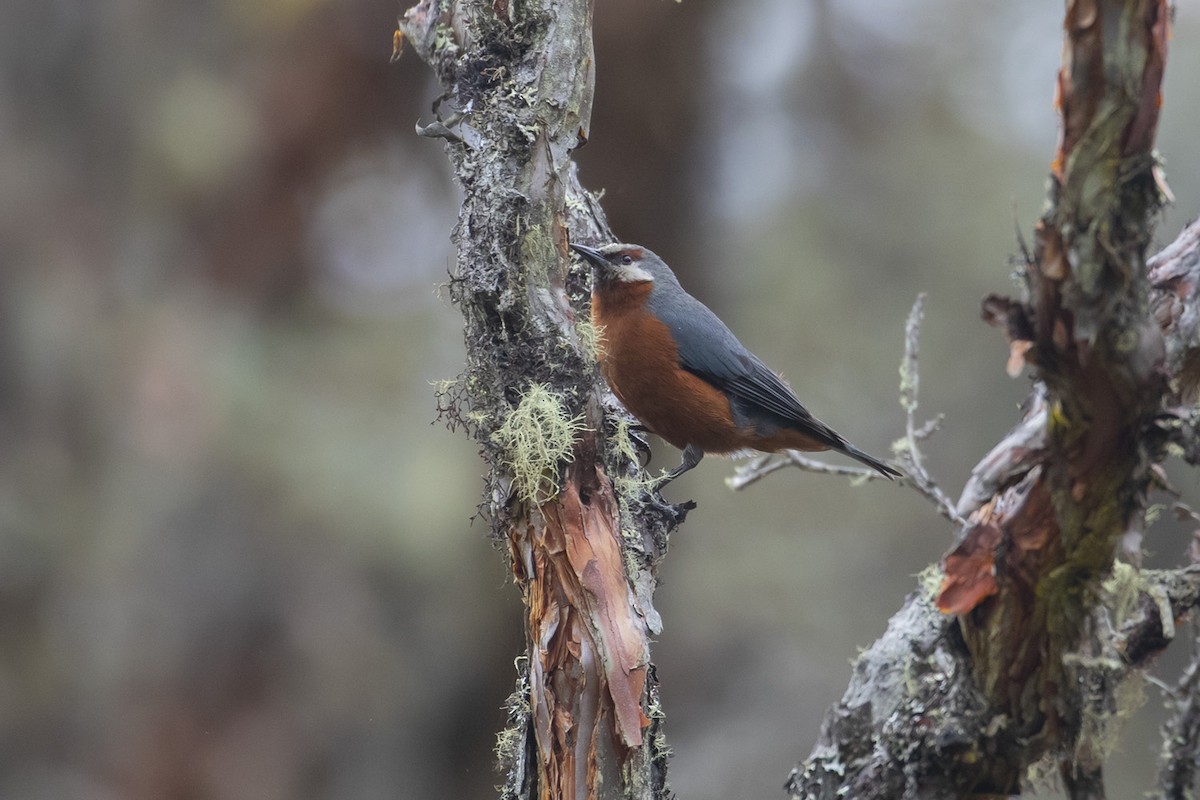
[726,452,881,491]
[729,294,965,526]
[893,294,965,524]
[900,293,928,474]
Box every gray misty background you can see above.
[3,1,1200,798]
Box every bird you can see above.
[570,241,901,487]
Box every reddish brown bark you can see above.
[936,0,1172,779]
[400,1,676,797]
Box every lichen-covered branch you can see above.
[400,2,677,797]
[792,2,1184,797]
[948,2,1171,783]
[1154,623,1200,799]
[791,552,1200,798]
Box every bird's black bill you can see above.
[569,243,606,267]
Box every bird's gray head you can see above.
[569,242,678,288]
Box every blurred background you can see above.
[3,0,1200,798]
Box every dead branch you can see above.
[729,294,964,525]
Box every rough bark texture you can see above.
[953,0,1170,781]
[793,2,1190,797]
[1155,635,1200,799]
[402,0,1200,797]
[955,1,1169,761]
[399,2,681,798]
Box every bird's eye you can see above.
[620,255,634,265]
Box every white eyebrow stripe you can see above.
[619,264,654,282]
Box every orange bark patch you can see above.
[512,462,650,800]
[937,519,1001,615]
[938,469,1060,615]
[550,479,650,746]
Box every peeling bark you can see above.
[400,1,676,797]
[791,554,1200,798]
[401,0,1200,796]
[794,2,1187,797]
[951,0,1170,769]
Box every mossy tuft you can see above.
[576,317,604,364]
[491,383,585,503]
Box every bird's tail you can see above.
[839,442,902,480]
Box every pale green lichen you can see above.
[465,410,491,427]
[647,698,672,760]
[1025,756,1058,793]
[432,22,460,57]
[564,192,588,214]
[491,383,585,503]
[430,378,458,395]
[610,417,660,496]
[622,545,640,579]
[1064,651,1145,768]
[518,224,556,283]
[1102,561,1143,628]
[610,416,643,466]
[494,724,524,766]
[898,357,918,413]
[575,317,603,365]
[495,656,532,783]
[917,564,944,599]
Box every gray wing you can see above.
[644,287,843,448]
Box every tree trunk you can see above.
[399,1,680,797]
[401,0,1200,798]
[793,2,1193,797]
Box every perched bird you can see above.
[570,241,901,486]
